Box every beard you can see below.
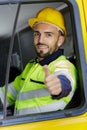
[36,50,50,58]
[35,43,50,58]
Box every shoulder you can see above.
[55,55,75,68]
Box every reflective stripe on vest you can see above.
[18,88,50,100]
[7,83,18,99]
[14,100,67,115]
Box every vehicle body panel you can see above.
[76,0,87,61]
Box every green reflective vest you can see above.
[2,55,77,115]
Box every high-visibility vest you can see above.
[1,55,77,115]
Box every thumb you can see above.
[43,65,50,77]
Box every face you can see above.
[33,23,63,61]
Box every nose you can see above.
[38,34,45,43]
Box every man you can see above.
[0,7,77,116]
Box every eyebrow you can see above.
[34,31,54,34]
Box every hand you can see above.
[44,65,62,95]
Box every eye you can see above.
[34,32,40,38]
[46,33,53,37]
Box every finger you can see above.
[46,78,60,89]
[48,84,62,95]
[43,65,50,77]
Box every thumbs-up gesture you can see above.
[44,65,62,95]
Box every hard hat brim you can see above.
[28,18,66,36]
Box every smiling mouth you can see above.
[37,44,48,49]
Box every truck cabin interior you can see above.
[0,1,82,117]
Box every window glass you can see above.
[0,4,18,119]
[1,1,76,119]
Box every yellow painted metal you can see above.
[0,112,87,130]
[76,0,87,62]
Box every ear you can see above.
[57,36,65,47]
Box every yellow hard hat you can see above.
[28,7,66,36]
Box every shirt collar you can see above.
[37,49,64,66]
